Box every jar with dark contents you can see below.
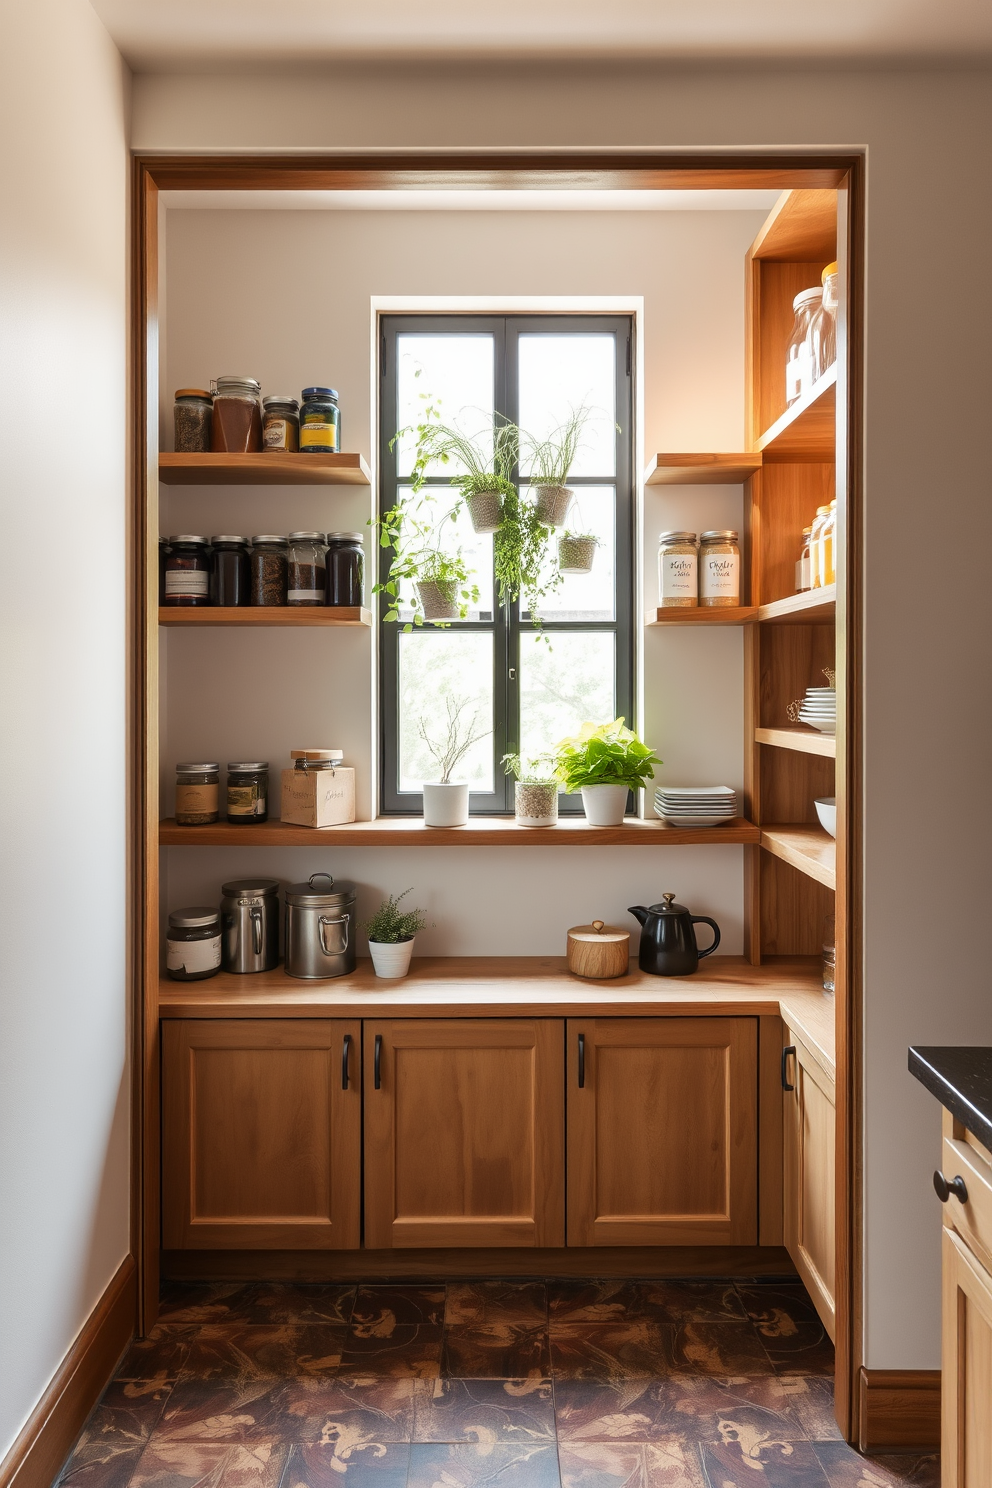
[262,395,300,452]
[173,389,212,453]
[211,536,250,606]
[287,532,326,606]
[159,538,171,603]
[299,387,340,453]
[175,762,219,825]
[164,535,211,606]
[325,532,365,607]
[166,907,222,981]
[226,762,269,823]
[250,535,288,606]
[210,375,262,453]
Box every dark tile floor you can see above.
[55,1278,939,1488]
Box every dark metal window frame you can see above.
[378,312,634,815]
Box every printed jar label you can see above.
[166,934,221,973]
[263,418,289,448]
[300,419,337,450]
[288,589,324,603]
[165,569,209,597]
[175,782,218,814]
[659,551,697,599]
[227,785,266,816]
[700,552,740,600]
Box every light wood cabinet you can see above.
[363,1018,564,1249]
[942,1225,992,1488]
[782,1030,836,1339]
[162,1019,361,1250]
[566,1017,758,1246]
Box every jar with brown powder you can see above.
[287,532,326,606]
[211,375,262,453]
[250,535,288,606]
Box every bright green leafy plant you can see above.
[362,888,429,945]
[371,492,479,629]
[553,719,662,792]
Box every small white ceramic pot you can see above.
[422,780,470,827]
[580,783,630,827]
[534,485,573,527]
[514,780,558,828]
[368,937,415,978]
[558,535,598,573]
[417,579,459,622]
[465,489,503,533]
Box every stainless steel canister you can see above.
[220,877,280,973]
[284,872,356,979]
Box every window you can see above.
[378,314,634,814]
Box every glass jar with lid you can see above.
[809,505,830,589]
[211,536,250,606]
[808,263,839,384]
[287,532,327,606]
[262,395,300,453]
[164,535,211,606]
[291,748,345,771]
[210,375,262,453]
[699,531,740,607]
[325,532,365,607]
[299,387,340,453]
[175,762,219,825]
[174,389,213,452]
[795,525,813,593]
[166,907,222,981]
[250,535,288,606]
[785,288,821,405]
[226,762,269,823]
[820,499,837,588]
[658,531,698,608]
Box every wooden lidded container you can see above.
[567,921,630,980]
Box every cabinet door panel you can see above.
[943,1225,992,1488]
[364,1019,564,1248]
[163,1019,361,1249]
[783,1032,836,1337]
[567,1018,758,1246]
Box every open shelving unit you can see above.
[159,451,371,485]
[159,606,372,627]
[159,815,760,848]
[646,605,757,626]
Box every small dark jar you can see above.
[164,535,211,606]
[325,531,365,607]
[250,535,288,606]
[166,907,222,981]
[226,761,269,823]
[211,536,251,606]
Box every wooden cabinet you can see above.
[943,1225,992,1488]
[162,1019,361,1250]
[782,1030,836,1338]
[363,1018,564,1249]
[566,1017,758,1246]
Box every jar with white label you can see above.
[699,530,740,608]
[166,907,222,981]
[261,395,300,452]
[226,762,269,823]
[175,762,219,825]
[287,532,327,606]
[164,535,211,606]
[658,531,698,608]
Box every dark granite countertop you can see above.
[910,1046,992,1149]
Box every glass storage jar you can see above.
[699,530,740,607]
[226,762,269,823]
[166,907,222,981]
[250,535,288,606]
[159,538,171,603]
[820,499,837,588]
[210,375,262,453]
[785,288,821,405]
[262,394,300,452]
[299,386,340,453]
[795,525,813,592]
[287,532,327,606]
[175,762,219,825]
[174,389,213,452]
[657,531,698,608]
[808,262,839,384]
[164,535,211,606]
[210,536,250,606]
[325,532,365,607]
[809,505,830,589]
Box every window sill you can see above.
[159,816,758,847]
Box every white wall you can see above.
[0,0,130,1462]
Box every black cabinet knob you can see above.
[933,1169,968,1204]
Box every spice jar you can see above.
[210,375,262,453]
[173,389,213,452]
[211,536,250,606]
[166,907,222,981]
[699,530,740,607]
[299,387,340,453]
[250,535,288,606]
[325,532,365,607]
[226,762,269,823]
[658,531,698,608]
[795,525,813,593]
[164,535,211,606]
[262,395,300,452]
[159,538,171,603]
[287,532,326,606]
[175,762,220,825]
[785,289,821,406]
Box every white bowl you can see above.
[814,797,837,837]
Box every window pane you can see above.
[389,485,494,620]
[398,631,494,793]
[395,334,494,478]
[519,632,616,764]
[524,485,616,622]
[518,334,616,478]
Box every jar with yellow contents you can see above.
[299,387,340,453]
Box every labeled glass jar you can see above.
[166,907,222,981]
[262,394,300,453]
[785,289,821,405]
[795,525,813,593]
[658,531,698,608]
[226,762,269,823]
[210,536,250,606]
[174,389,213,453]
[164,535,211,606]
[159,538,171,603]
[299,386,340,453]
[699,531,740,607]
[325,532,365,607]
[287,532,327,606]
[210,375,262,453]
[250,535,288,606]
[175,762,220,825]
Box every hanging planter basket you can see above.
[416,578,460,622]
[465,489,503,534]
[534,485,573,527]
[558,535,598,574]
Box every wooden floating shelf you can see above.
[755,727,836,759]
[159,606,371,628]
[644,453,762,486]
[159,816,760,848]
[647,607,757,627]
[159,452,371,486]
[750,188,837,263]
[756,365,836,463]
[757,584,835,625]
[760,824,836,890]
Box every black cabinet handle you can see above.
[781,1046,796,1092]
[578,1033,586,1088]
[374,1034,382,1090]
[341,1033,351,1090]
[934,1170,968,1204]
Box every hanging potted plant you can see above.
[554,718,662,827]
[502,753,559,827]
[418,697,492,827]
[362,888,429,979]
[401,409,518,534]
[372,492,479,628]
[558,530,599,574]
[493,483,562,625]
[522,405,591,528]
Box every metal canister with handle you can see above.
[220,878,280,973]
[284,872,356,979]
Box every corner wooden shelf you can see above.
[757,585,835,625]
[159,606,371,628]
[755,727,836,759]
[760,824,836,890]
[749,189,837,263]
[159,815,760,848]
[646,606,757,626]
[755,364,836,463]
[159,452,371,486]
[644,453,762,486]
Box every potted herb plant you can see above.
[404,410,518,534]
[558,531,599,574]
[419,698,491,827]
[362,888,428,978]
[502,753,559,827]
[372,492,479,627]
[493,482,561,622]
[554,718,662,827]
[522,405,590,527]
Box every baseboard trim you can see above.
[857,1367,941,1453]
[0,1256,136,1488]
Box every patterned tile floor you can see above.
[55,1278,939,1488]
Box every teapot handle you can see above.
[692,916,721,958]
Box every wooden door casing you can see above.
[162,1018,361,1249]
[943,1225,992,1488]
[783,1032,836,1339]
[363,1018,565,1249]
[566,1017,758,1246]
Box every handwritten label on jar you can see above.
[227,786,265,817]
[165,570,209,597]
[166,935,221,973]
[701,553,740,600]
[660,552,697,600]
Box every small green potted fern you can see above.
[522,406,590,527]
[404,410,517,534]
[362,888,429,979]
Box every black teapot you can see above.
[628,893,721,976]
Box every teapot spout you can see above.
[627,905,649,927]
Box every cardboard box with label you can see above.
[280,749,356,828]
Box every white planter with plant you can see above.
[558,532,598,574]
[363,889,428,979]
[555,719,662,828]
[503,753,558,827]
[419,698,491,828]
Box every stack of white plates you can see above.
[799,687,837,734]
[654,785,738,828]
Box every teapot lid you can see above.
[647,892,688,916]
